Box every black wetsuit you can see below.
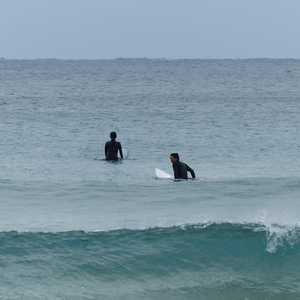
[105,141,123,160]
[172,160,195,179]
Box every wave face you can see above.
[1,222,300,299]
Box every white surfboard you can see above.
[155,168,173,179]
[120,147,129,159]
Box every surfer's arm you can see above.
[119,143,123,159]
[186,164,196,178]
[104,143,108,158]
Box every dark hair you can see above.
[110,131,117,138]
[170,153,179,160]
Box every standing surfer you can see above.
[105,132,123,160]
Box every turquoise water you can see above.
[1,224,300,299]
[1,59,300,299]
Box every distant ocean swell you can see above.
[1,222,300,299]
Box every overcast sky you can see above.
[1,0,300,59]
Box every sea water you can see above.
[0,58,300,299]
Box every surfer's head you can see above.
[110,131,117,139]
[170,153,179,163]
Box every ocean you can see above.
[0,58,299,299]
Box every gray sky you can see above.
[1,0,300,59]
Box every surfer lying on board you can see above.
[105,132,123,160]
[170,153,195,179]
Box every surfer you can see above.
[104,132,123,160]
[170,153,195,179]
